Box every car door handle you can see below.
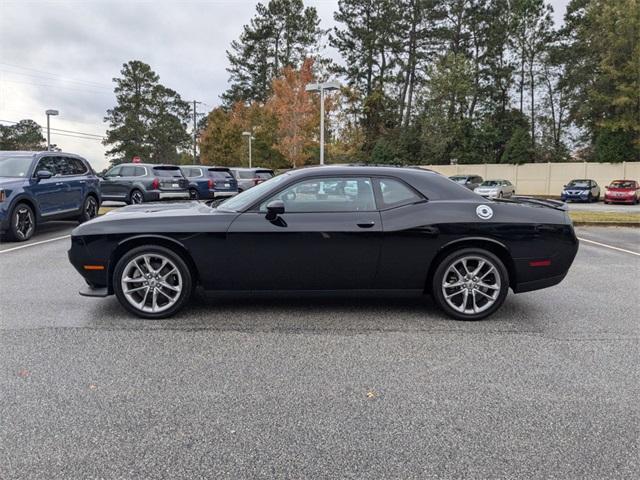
[357,221,376,228]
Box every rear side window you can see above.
[120,166,136,176]
[153,167,183,178]
[378,178,424,208]
[134,166,146,176]
[63,157,88,175]
[209,169,234,180]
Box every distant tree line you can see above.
[0,120,46,150]
[103,0,639,167]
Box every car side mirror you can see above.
[265,200,285,221]
[36,170,53,181]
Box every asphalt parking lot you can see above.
[1,223,638,479]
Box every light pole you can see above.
[305,81,340,165]
[242,131,254,168]
[45,109,59,151]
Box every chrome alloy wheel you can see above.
[120,253,183,313]
[441,256,501,315]
[14,206,35,240]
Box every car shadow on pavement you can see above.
[86,290,541,334]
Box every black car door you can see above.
[373,177,438,290]
[226,176,382,290]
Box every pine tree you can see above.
[223,0,321,104]
[104,61,190,165]
[0,120,46,150]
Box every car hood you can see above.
[72,201,239,236]
[0,177,26,188]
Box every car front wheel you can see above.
[113,245,193,319]
[432,248,509,321]
[8,202,36,242]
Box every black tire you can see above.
[7,202,36,242]
[587,192,593,203]
[189,188,199,200]
[128,189,144,205]
[78,195,99,223]
[113,245,194,319]
[431,248,509,321]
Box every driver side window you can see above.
[105,166,121,177]
[260,177,376,213]
[35,157,59,176]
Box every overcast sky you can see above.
[0,0,570,170]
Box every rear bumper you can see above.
[145,190,191,201]
[159,191,190,200]
[209,190,237,198]
[513,272,568,293]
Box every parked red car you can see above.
[603,180,639,204]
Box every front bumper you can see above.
[604,195,635,204]
[561,193,590,202]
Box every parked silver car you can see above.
[229,168,275,192]
[474,179,515,199]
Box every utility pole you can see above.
[305,81,341,165]
[191,101,205,165]
[193,100,198,164]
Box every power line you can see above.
[0,78,113,96]
[0,119,105,139]
[0,62,113,89]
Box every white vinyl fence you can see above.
[420,162,640,196]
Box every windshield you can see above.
[217,173,289,211]
[567,180,590,187]
[479,181,500,187]
[153,167,183,178]
[610,181,635,188]
[0,155,33,177]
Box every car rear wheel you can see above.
[78,195,99,223]
[7,203,35,242]
[129,189,144,205]
[113,246,193,319]
[431,248,509,321]
[189,188,199,200]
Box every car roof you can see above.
[231,167,273,171]
[116,163,180,168]
[0,150,84,157]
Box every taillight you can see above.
[0,190,5,202]
[208,178,215,189]
[253,177,262,186]
[151,178,159,189]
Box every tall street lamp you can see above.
[45,109,59,151]
[305,80,340,165]
[242,131,255,168]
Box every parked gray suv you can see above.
[229,168,274,192]
[449,174,484,191]
[100,163,189,204]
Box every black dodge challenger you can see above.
[68,166,578,320]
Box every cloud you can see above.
[0,0,568,170]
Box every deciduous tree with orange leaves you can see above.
[267,58,319,167]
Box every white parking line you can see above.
[0,235,71,254]
[577,237,640,257]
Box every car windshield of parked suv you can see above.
[479,180,500,187]
[217,173,289,212]
[610,181,635,188]
[0,154,32,177]
[153,166,183,178]
[567,180,590,187]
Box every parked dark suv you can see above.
[180,165,238,200]
[100,163,189,204]
[0,151,101,241]
[229,168,275,192]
